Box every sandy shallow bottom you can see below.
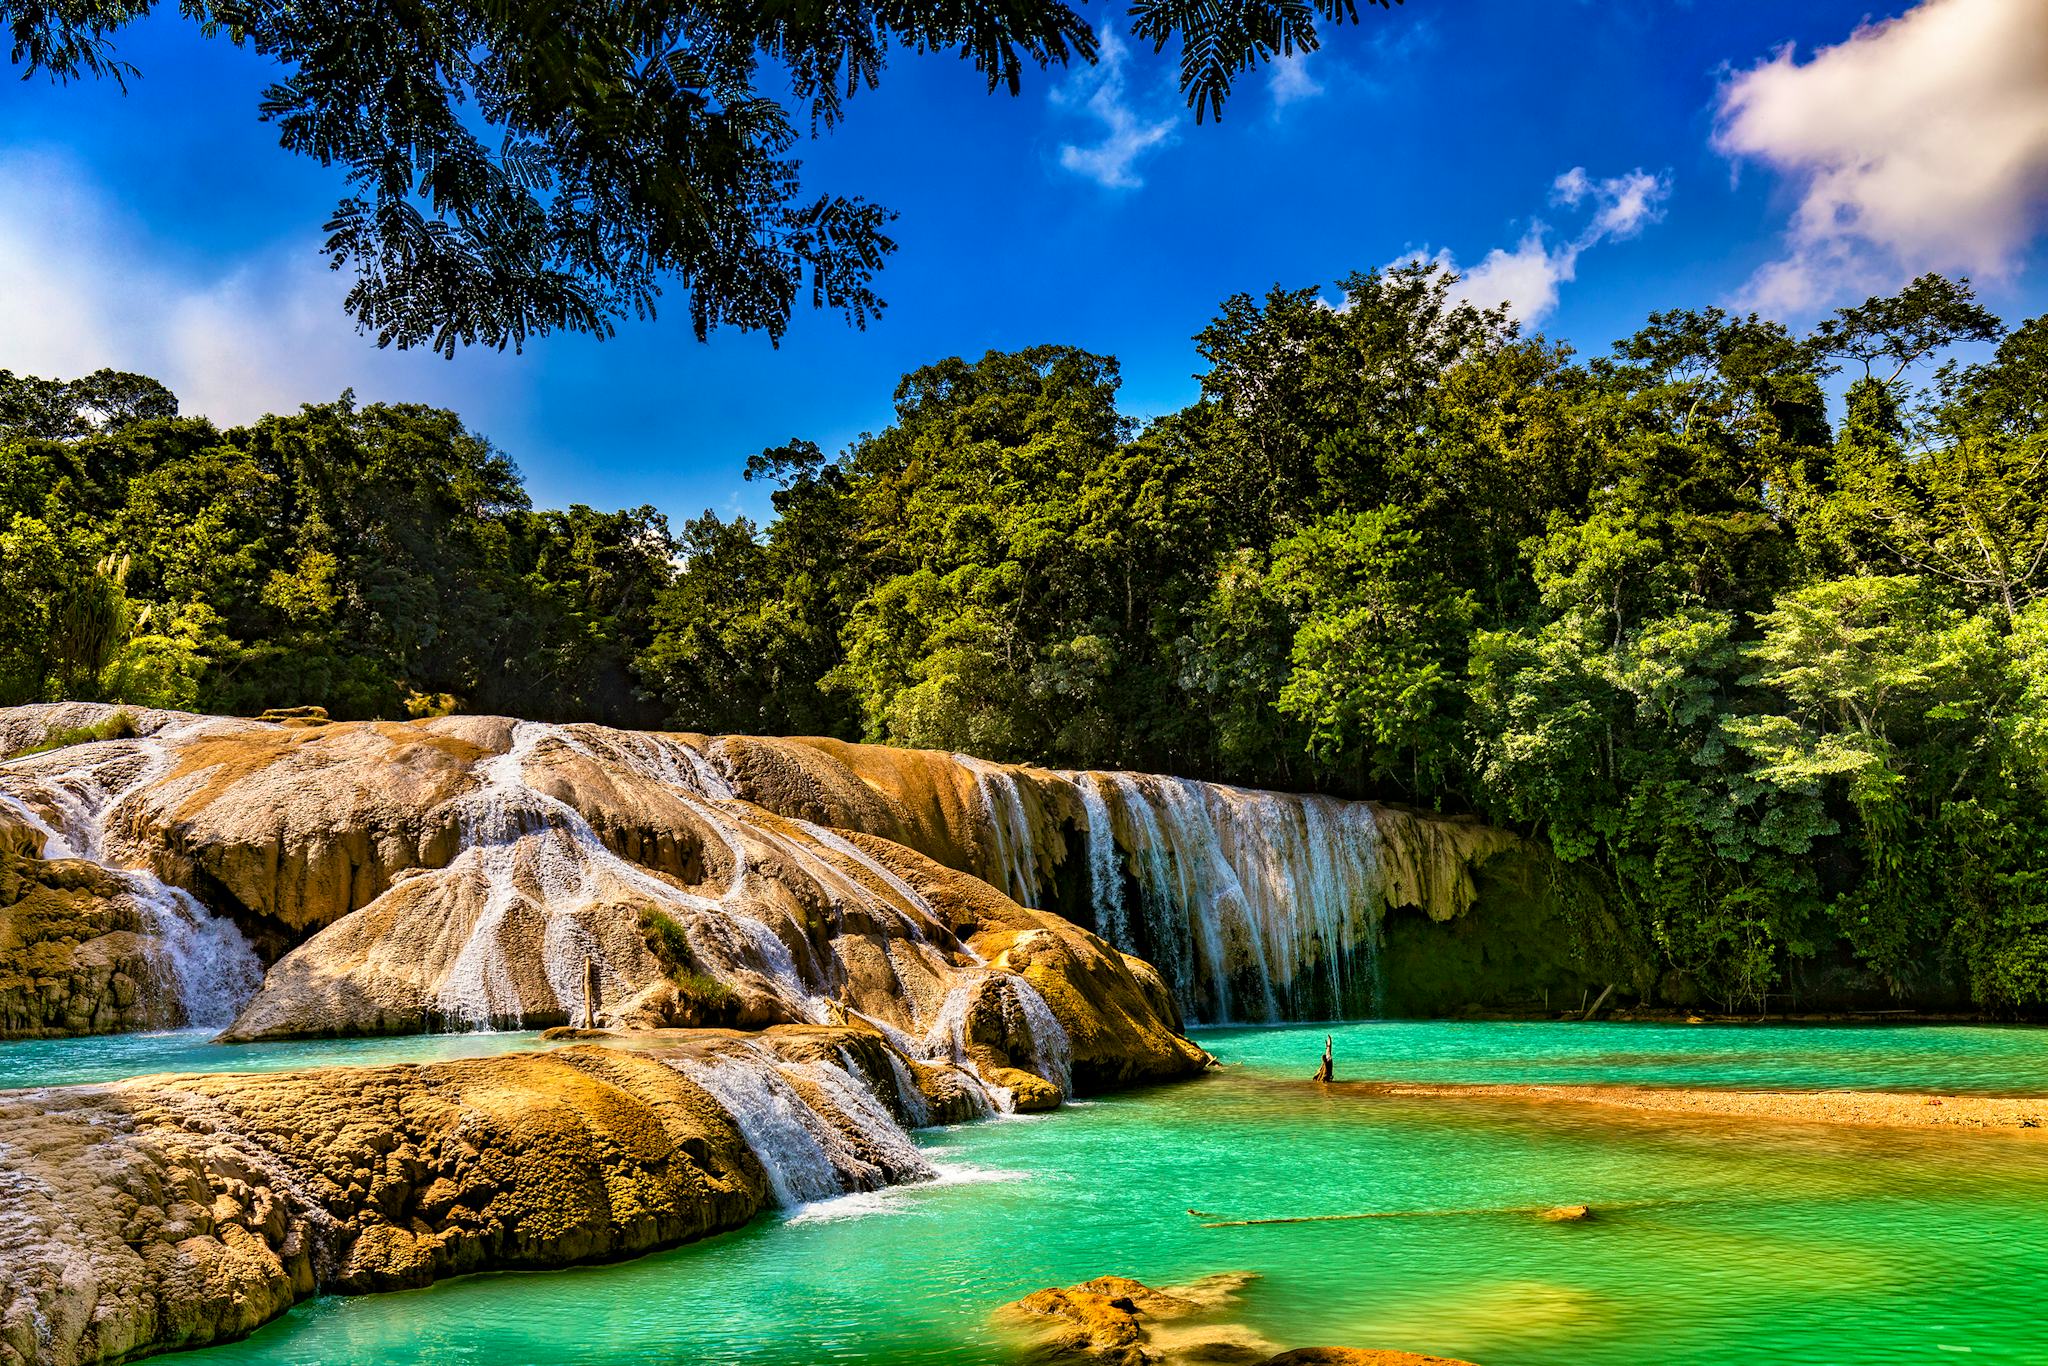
[1354,1079,2048,1130]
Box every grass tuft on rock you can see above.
[5,711,139,761]
[637,907,736,1006]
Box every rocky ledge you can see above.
[0,1022,1146,1366]
[996,1274,1480,1366]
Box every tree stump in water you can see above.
[583,959,601,1029]
[1313,1034,1334,1084]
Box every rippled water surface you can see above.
[16,1020,2048,1365]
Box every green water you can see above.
[0,1027,557,1090]
[13,1021,2048,1365]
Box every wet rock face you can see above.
[2,702,1601,1041]
[0,812,178,1038]
[0,708,1209,1094]
[995,1275,1481,1366]
[0,1026,977,1366]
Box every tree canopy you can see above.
[6,0,1390,351]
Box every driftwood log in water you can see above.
[1314,1034,1334,1084]
[1201,1202,1609,1228]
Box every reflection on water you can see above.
[65,1020,2031,1366]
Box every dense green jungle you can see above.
[6,266,2046,1014]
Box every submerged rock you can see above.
[995,1274,1481,1366]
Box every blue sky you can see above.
[2,0,2045,525]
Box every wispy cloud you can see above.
[1389,167,1672,325]
[1715,0,2048,314]
[1051,28,1177,190]
[0,150,517,427]
[1267,51,1325,111]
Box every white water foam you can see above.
[782,1161,1028,1225]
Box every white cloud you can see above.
[1554,166,1665,240]
[1390,166,1671,324]
[0,150,518,426]
[1268,51,1325,110]
[1052,28,1177,189]
[1715,0,2048,314]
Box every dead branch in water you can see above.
[1201,1197,1691,1228]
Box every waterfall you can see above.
[1073,774,1128,947]
[958,757,1043,907]
[671,1043,934,1208]
[861,1041,931,1128]
[673,1051,851,1206]
[785,1055,935,1182]
[432,722,833,1031]
[0,732,265,1028]
[913,971,1071,1112]
[131,883,267,1030]
[918,981,1012,1113]
[1005,975,1073,1098]
[1051,770,1390,1025]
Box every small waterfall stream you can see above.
[961,764,1390,1025]
[0,730,265,1028]
[671,1041,936,1208]
[432,722,840,1031]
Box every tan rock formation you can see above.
[1,701,1620,1039]
[0,1025,960,1366]
[996,1274,1481,1366]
